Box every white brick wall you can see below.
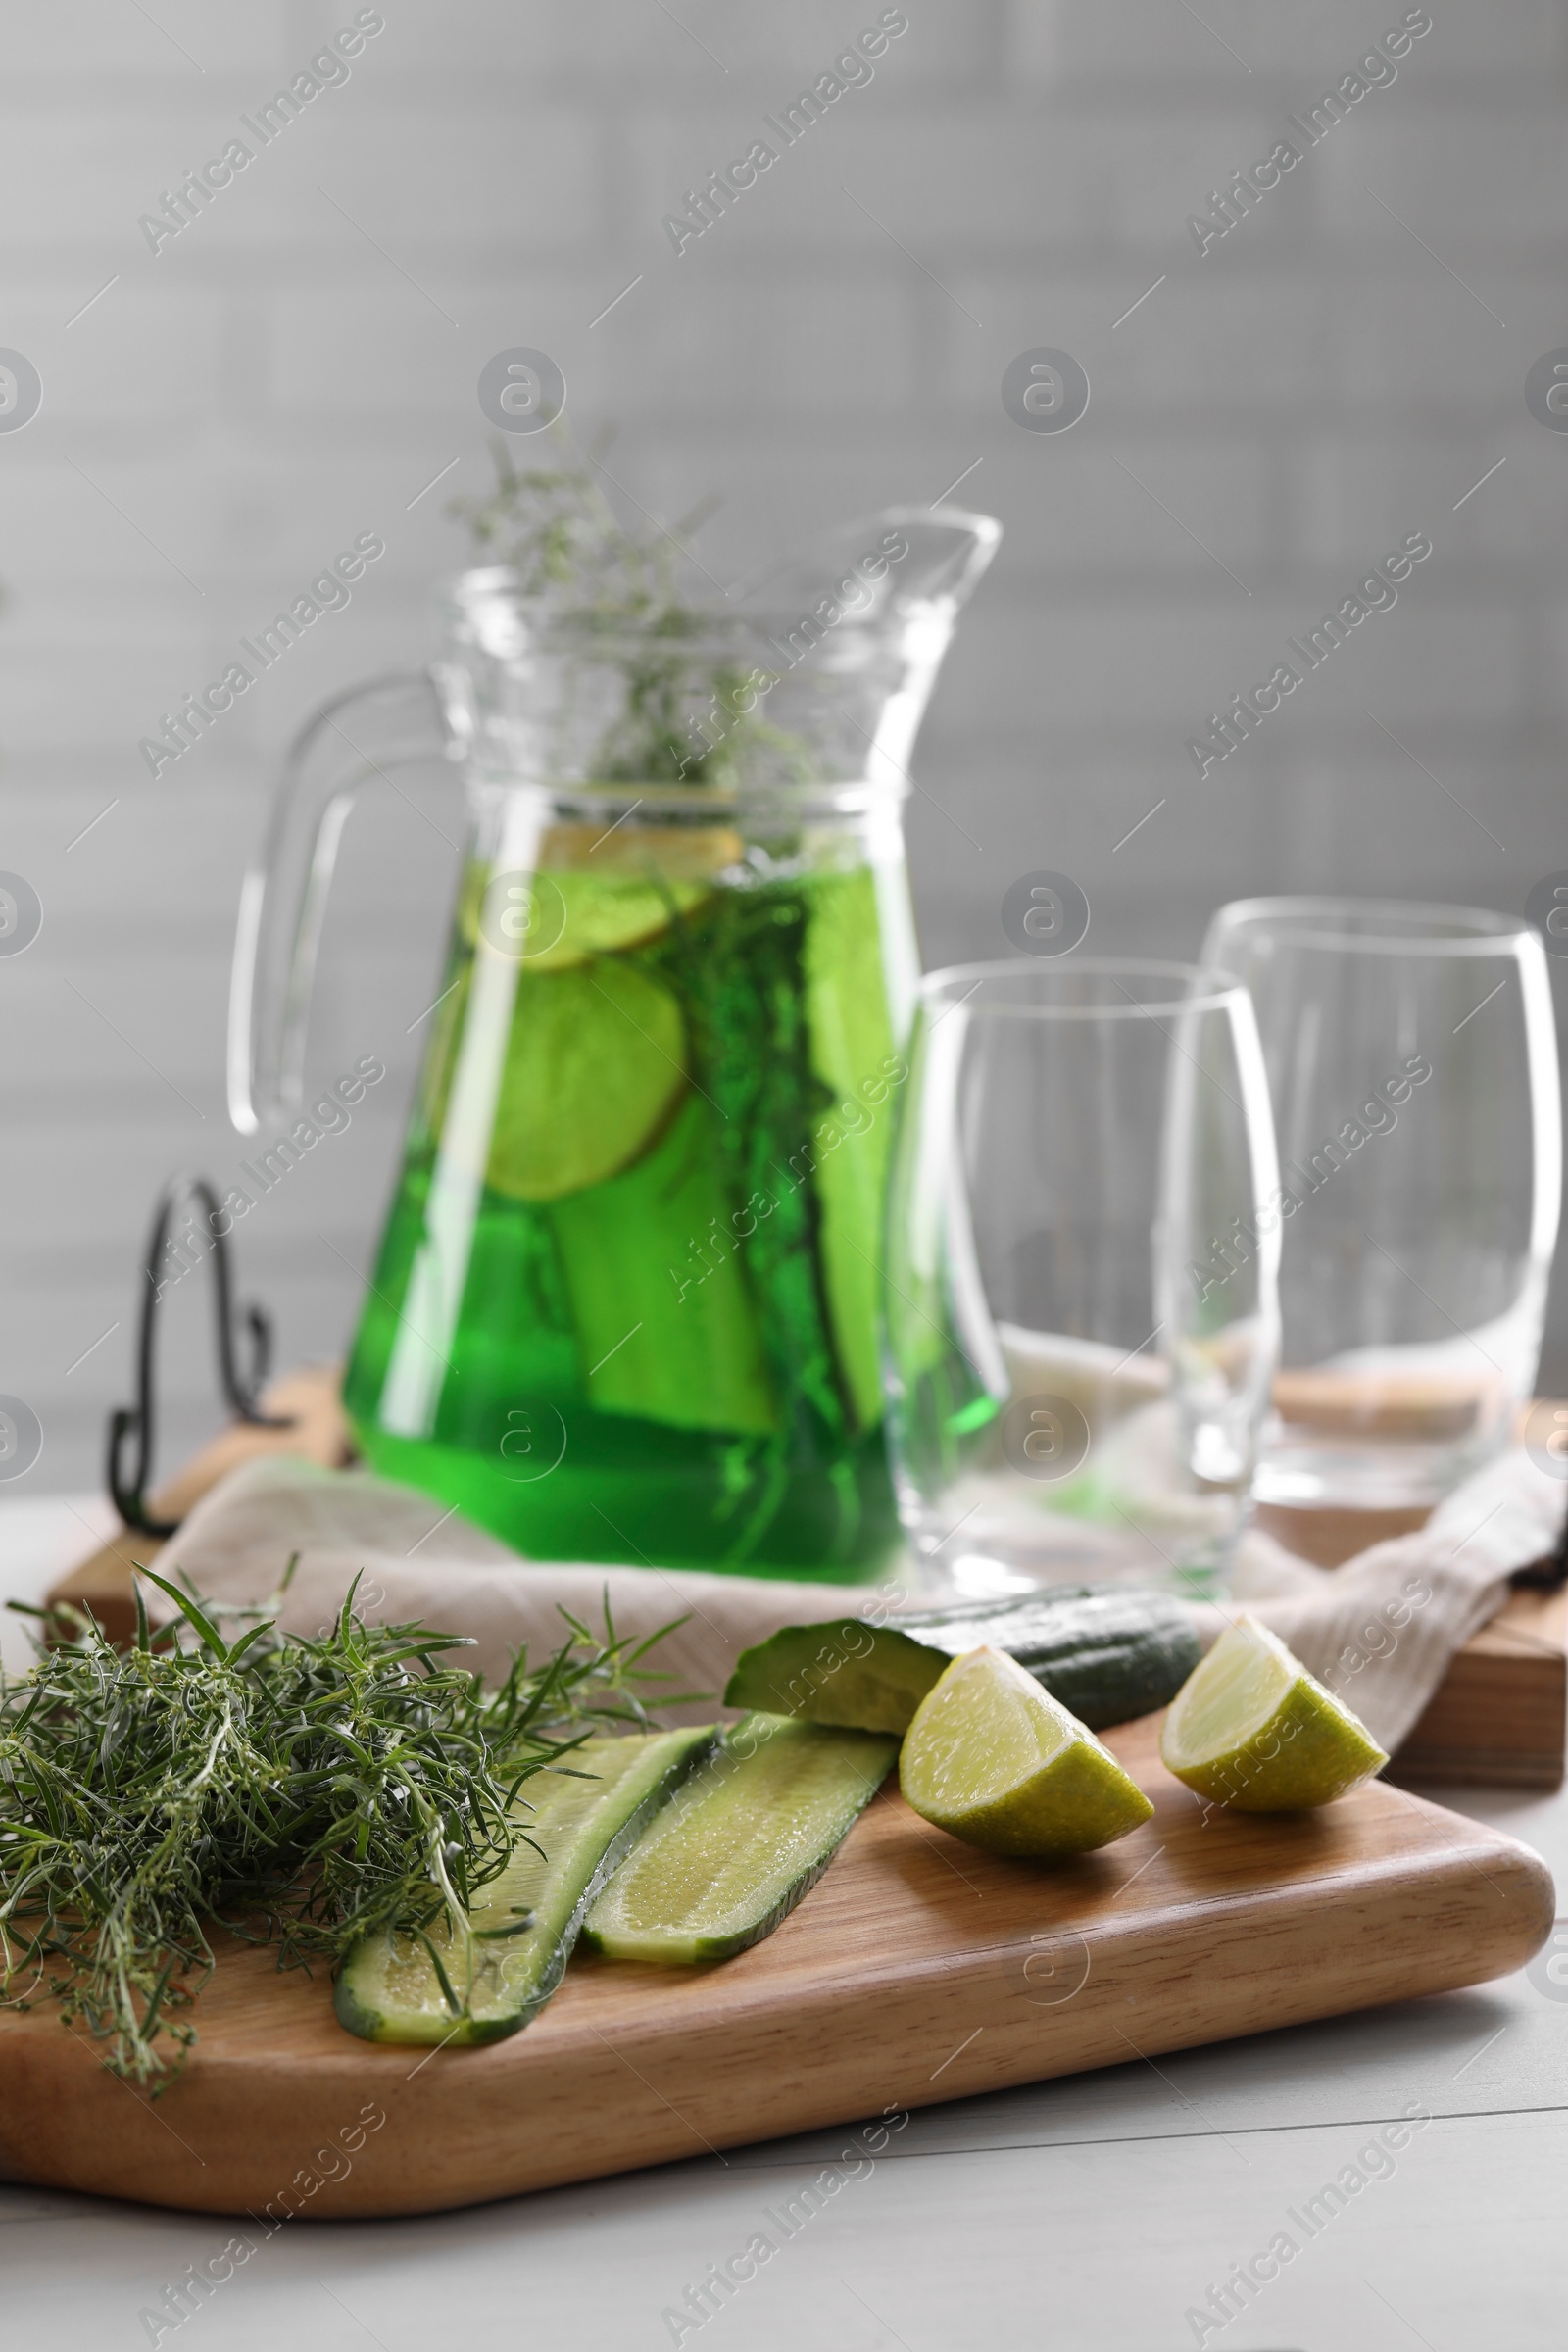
[4,0,1568,1492]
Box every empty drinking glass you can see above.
[883,959,1281,1601]
[1200,898,1562,1517]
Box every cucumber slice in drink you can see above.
[485,961,687,1202]
[550,1091,780,1436]
[335,1728,715,2045]
[804,866,901,1433]
[582,1714,898,1963]
[725,1587,1202,1735]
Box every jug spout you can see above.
[740,505,1001,637]
[735,505,1001,793]
[870,505,1004,612]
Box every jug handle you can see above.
[227,669,453,1135]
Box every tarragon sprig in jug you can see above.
[451,435,808,787]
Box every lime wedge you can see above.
[899,1645,1154,1857]
[1159,1614,1388,1812]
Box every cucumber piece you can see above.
[485,961,687,1203]
[582,1714,898,1964]
[549,1091,780,1436]
[334,1728,715,2045]
[903,1590,1203,1728]
[725,1587,1203,1736]
[803,866,901,1434]
[725,1619,944,1734]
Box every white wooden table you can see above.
[3,1497,1563,2352]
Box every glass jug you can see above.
[228,507,1000,1579]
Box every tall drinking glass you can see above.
[1200,898,1562,1517]
[883,960,1281,1601]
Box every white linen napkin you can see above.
[1232,1446,1566,1748]
[152,1457,877,1727]
[150,1448,1565,1752]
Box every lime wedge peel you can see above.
[1159,1614,1389,1814]
[899,1645,1154,1859]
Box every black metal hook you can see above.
[107,1174,295,1535]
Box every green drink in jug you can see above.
[345,808,914,1571]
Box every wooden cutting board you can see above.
[0,1713,1549,2220]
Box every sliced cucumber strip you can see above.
[549,1091,780,1436]
[804,865,901,1434]
[582,1713,898,1964]
[335,1728,715,2045]
[724,1588,1202,1735]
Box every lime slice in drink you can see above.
[527,870,711,972]
[1158,1614,1388,1812]
[459,830,741,975]
[486,961,686,1201]
[899,1645,1154,1857]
